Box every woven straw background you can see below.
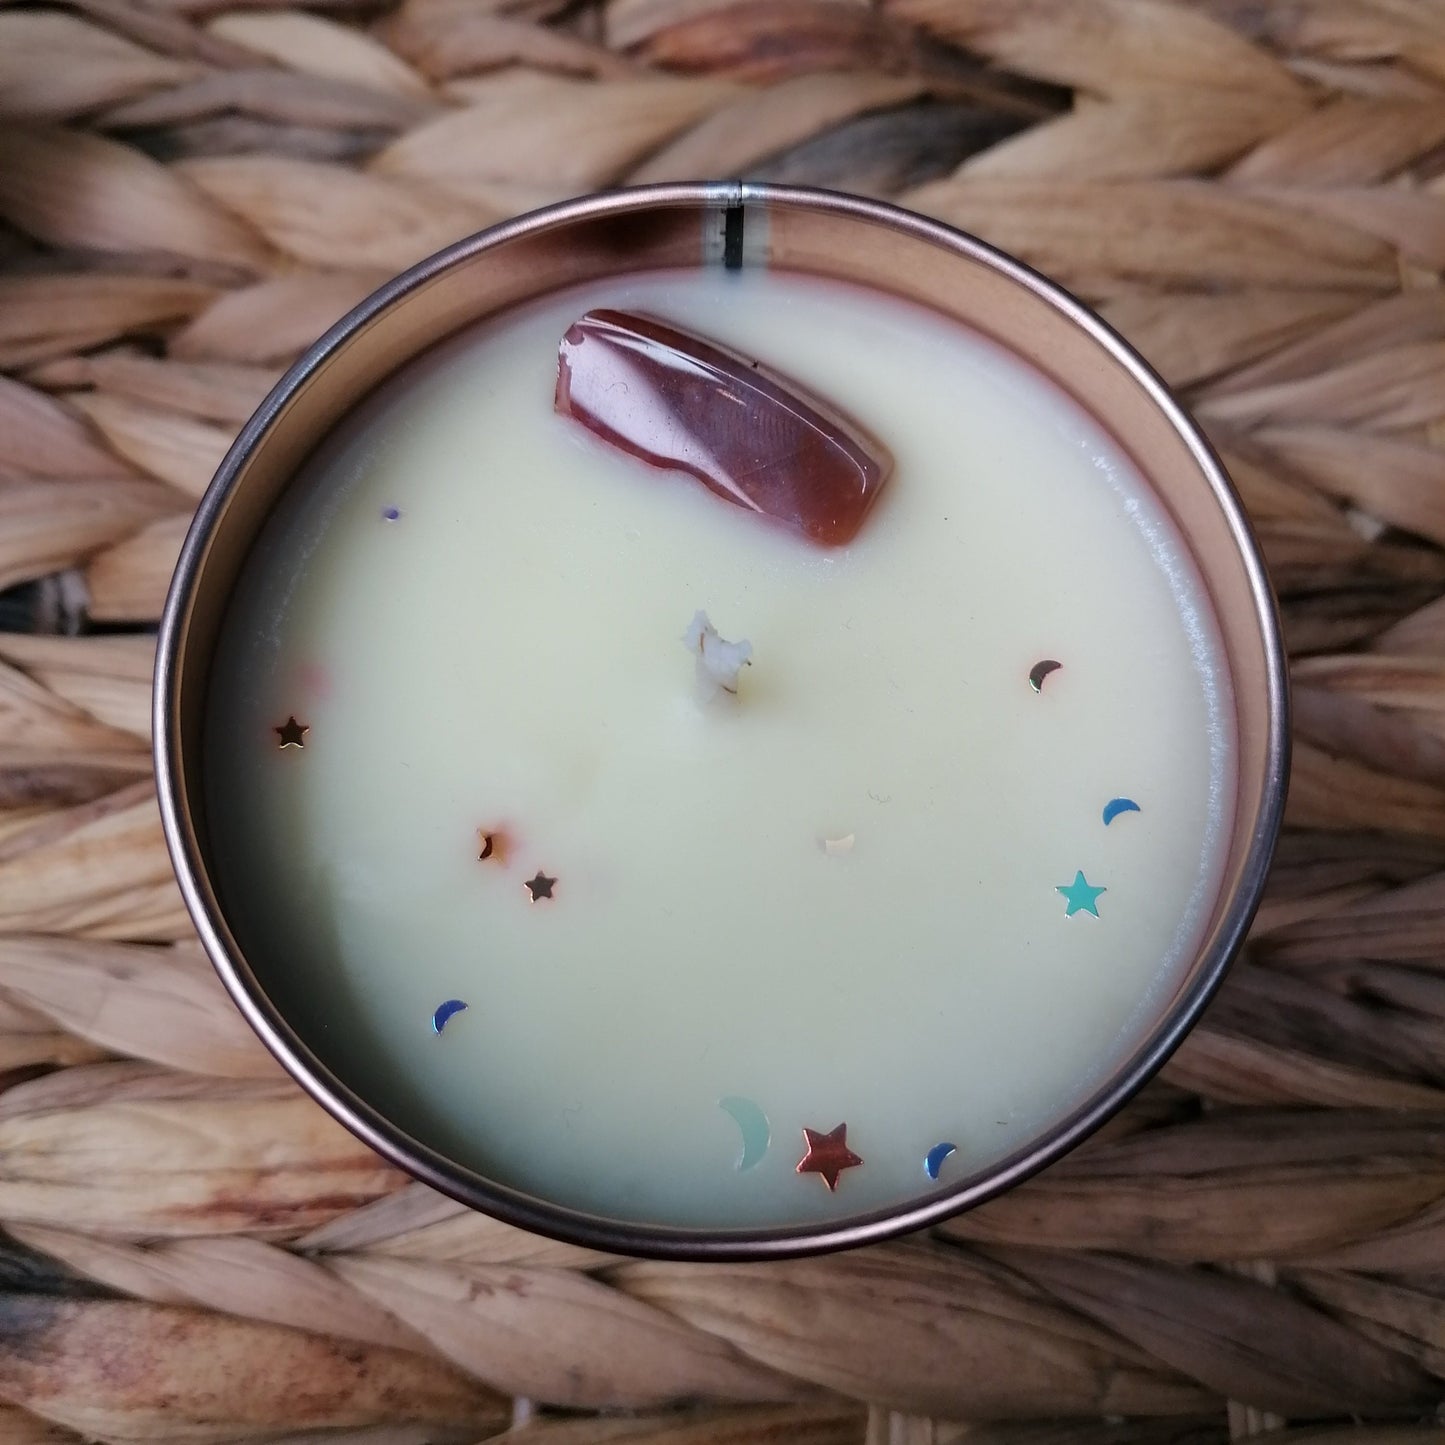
[3,0,1445,1440]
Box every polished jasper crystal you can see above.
[555,309,893,547]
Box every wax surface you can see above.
[206,269,1235,1230]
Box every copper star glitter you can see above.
[274,716,309,749]
[524,871,556,902]
[796,1123,862,1191]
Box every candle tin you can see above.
[155,183,1289,1260]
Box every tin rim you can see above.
[154,182,1289,1261]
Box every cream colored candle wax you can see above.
[205,267,1234,1230]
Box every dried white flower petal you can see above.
[683,609,752,699]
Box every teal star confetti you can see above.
[1057,871,1106,917]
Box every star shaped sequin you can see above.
[274,716,309,749]
[1057,870,1106,917]
[524,871,556,902]
[796,1123,862,1191]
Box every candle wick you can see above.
[683,609,752,700]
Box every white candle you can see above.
[205,267,1234,1230]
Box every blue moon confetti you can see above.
[1028,659,1062,692]
[719,1096,771,1172]
[382,506,401,521]
[431,999,468,1033]
[1103,797,1141,826]
[924,1142,958,1180]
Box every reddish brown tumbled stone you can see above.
[555,309,893,547]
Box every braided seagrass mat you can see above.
[3,0,1445,1440]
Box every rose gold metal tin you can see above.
[155,183,1289,1260]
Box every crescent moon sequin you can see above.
[431,999,468,1033]
[924,1142,958,1180]
[719,1096,770,1172]
[1103,797,1141,825]
[1028,660,1062,693]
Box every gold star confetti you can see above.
[524,871,557,902]
[274,716,309,749]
